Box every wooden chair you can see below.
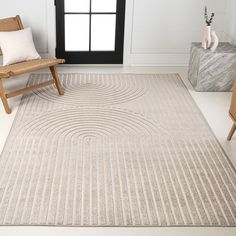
[0,15,65,114]
[228,76,236,141]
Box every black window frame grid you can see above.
[56,0,126,64]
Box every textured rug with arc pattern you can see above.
[0,73,236,227]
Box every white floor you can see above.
[0,66,235,236]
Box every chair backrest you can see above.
[0,15,24,55]
[230,76,236,121]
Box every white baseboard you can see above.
[127,53,190,67]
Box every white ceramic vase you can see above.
[210,30,219,52]
[202,26,219,51]
[202,26,212,49]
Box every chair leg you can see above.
[0,79,11,114]
[49,66,64,95]
[227,123,236,141]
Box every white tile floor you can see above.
[0,66,235,236]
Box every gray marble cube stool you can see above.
[188,42,236,92]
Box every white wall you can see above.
[224,0,236,45]
[0,0,48,53]
[0,0,233,66]
[125,0,228,65]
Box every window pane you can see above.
[91,15,116,51]
[92,0,117,12]
[65,14,89,51]
[65,0,90,13]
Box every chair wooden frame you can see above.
[228,76,236,141]
[0,15,65,114]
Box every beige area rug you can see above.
[0,73,236,227]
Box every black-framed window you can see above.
[55,0,126,64]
